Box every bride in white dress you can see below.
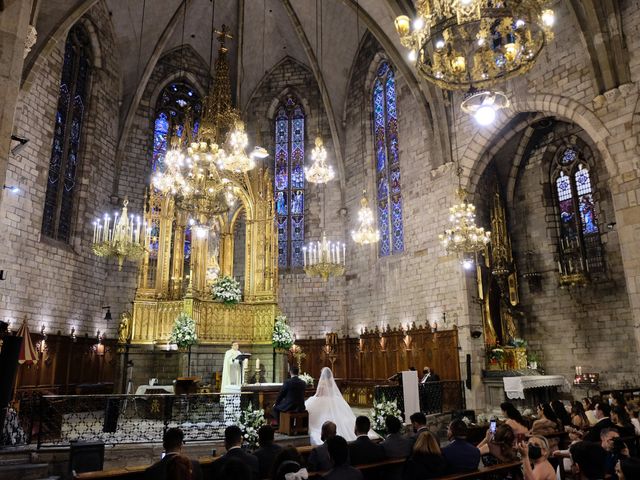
[305,367,358,445]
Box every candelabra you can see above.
[323,333,338,371]
[92,198,149,270]
[303,232,346,280]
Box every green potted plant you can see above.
[528,352,539,370]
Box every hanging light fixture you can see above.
[305,0,335,184]
[351,0,379,246]
[216,119,257,173]
[92,198,149,271]
[303,231,345,281]
[461,89,511,126]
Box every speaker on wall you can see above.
[465,354,472,390]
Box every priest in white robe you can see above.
[221,341,242,393]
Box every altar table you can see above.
[503,375,570,400]
[134,385,174,395]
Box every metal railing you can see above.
[35,393,254,448]
[374,380,466,415]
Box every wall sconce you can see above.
[70,327,77,342]
[102,306,112,322]
[37,324,47,353]
[95,330,105,356]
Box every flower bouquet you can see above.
[272,315,294,351]
[369,398,402,436]
[235,403,268,448]
[299,372,314,387]
[170,312,198,350]
[211,275,242,305]
[487,347,505,370]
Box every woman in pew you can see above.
[531,404,561,452]
[478,424,522,480]
[517,436,555,480]
[611,406,636,438]
[501,402,530,436]
[570,401,590,430]
[402,431,447,479]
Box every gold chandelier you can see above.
[395,0,555,91]
[439,188,491,268]
[303,231,345,281]
[92,198,149,270]
[305,136,335,184]
[351,191,380,245]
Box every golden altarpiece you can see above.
[476,183,528,370]
[127,31,278,348]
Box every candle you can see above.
[575,366,579,375]
[243,358,248,369]
[93,222,97,243]
[256,358,260,369]
[342,243,346,264]
[302,247,307,267]
[558,261,562,274]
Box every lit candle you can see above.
[256,358,260,369]
[243,358,248,370]
[93,222,98,243]
[342,243,346,264]
[558,261,562,274]
[302,247,307,267]
[575,366,579,375]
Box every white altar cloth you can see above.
[503,375,569,400]
[135,385,174,395]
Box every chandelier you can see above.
[303,232,345,281]
[305,137,335,184]
[351,191,380,245]
[394,0,555,91]
[439,188,491,268]
[92,198,149,270]
[216,120,257,173]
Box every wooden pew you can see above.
[435,461,523,479]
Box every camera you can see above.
[471,330,482,339]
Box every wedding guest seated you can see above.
[500,402,530,436]
[403,430,447,479]
[551,400,572,429]
[211,425,259,480]
[253,425,283,479]
[325,436,363,480]
[582,397,598,426]
[616,457,640,480]
[599,428,629,479]
[611,406,636,438]
[381,415,412,458]
[478,424,521,478]
[409,412,428,439]
[273,365,307,425]
[570,401,590,430]
[583,402,613,442]
[146,427,202,480]
[441,419,480,474]
[308,421,337,472]
[273,458,307,480]
[348,416,385,465]
[271,446,303,479]
[630,410,640,436]
[569,441,605,480]
[531,403,561,451]
[517,435,555,480]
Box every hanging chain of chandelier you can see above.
[395,0,555,124]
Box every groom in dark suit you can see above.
[273,365,307,425]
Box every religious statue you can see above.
[118,312,131,344]
[221,341,242,393]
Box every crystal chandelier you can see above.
[303,231,346,281]
[305,137,335,184]
[216,120,257,173]
[439,188,491,268]
[394,0,555,91]
[351,191,380,245]
[92,198,149,270]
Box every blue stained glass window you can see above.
[373,61,404,256]
[42,25,92,242]
[274,97,305,268]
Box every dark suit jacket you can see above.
[441,438,481,473]
[308,442,333,472]
[211,447,260,480]
[323,465,364,480]
[348,436,385,466]
[583,417,613,442]
[274,376,307,413]
[403,452,447,479]
[420,373,440,383]
[145,453,203,480]
[381,433,412,458]
[253,443,283,479]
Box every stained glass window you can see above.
[552,147,604,274]
[151,82,201,173]
[41,25,92,242]
[274,97,305,268]
[373,61,404,257]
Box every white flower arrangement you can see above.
[211,275,242,305]
[235,403,268,448]
[272,315,294,350]
[169,312,198,349]
[369,398,403,436]
[299,372,314,387]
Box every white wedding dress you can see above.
[305,367,358,445]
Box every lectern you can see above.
[235,353,252,386]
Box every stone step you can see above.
[0,462,51,480]
[0,451,33,466]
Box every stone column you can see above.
[0,0,33,210]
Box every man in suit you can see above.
[583,403,614,442]
[325,436,363,480]
[253,425,283,479]
[348,416,385,466]
[308,421,336,472]
[420,366,439,383]
[381,415,412,458]
[409,412,428,438]
[211,425,259,479]
[273,365,307,425]
[441,419,480,474]
[145,428,202,480]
